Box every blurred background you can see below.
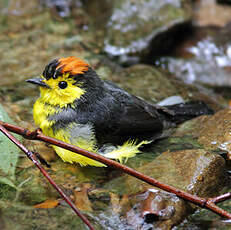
[2,0,231,119]
[1,0,231,229]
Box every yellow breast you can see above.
[33,99,56,137]
[33,98,105,166]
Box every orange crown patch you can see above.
[57,57,89,75]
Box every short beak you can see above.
[26,78,50,88]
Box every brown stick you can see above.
[208,193,231,204]
[0,124,96,230]
[1,121,231,219]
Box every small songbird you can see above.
[26,56,213,167]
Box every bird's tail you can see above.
[162,101,214,124]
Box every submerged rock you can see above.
[105,149,226,229]
[197,109,231,158]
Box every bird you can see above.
[26,56,213,167]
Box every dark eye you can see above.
[58,81,68,89]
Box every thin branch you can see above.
[1,121,231,219]
[208,193,231,204]
[0,124,96,230]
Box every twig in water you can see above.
[1,121,231,219]
[0,124,96,230]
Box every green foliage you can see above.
[0,104,20,188]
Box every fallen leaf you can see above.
[0,104,21,184]
[34,200,59,209]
